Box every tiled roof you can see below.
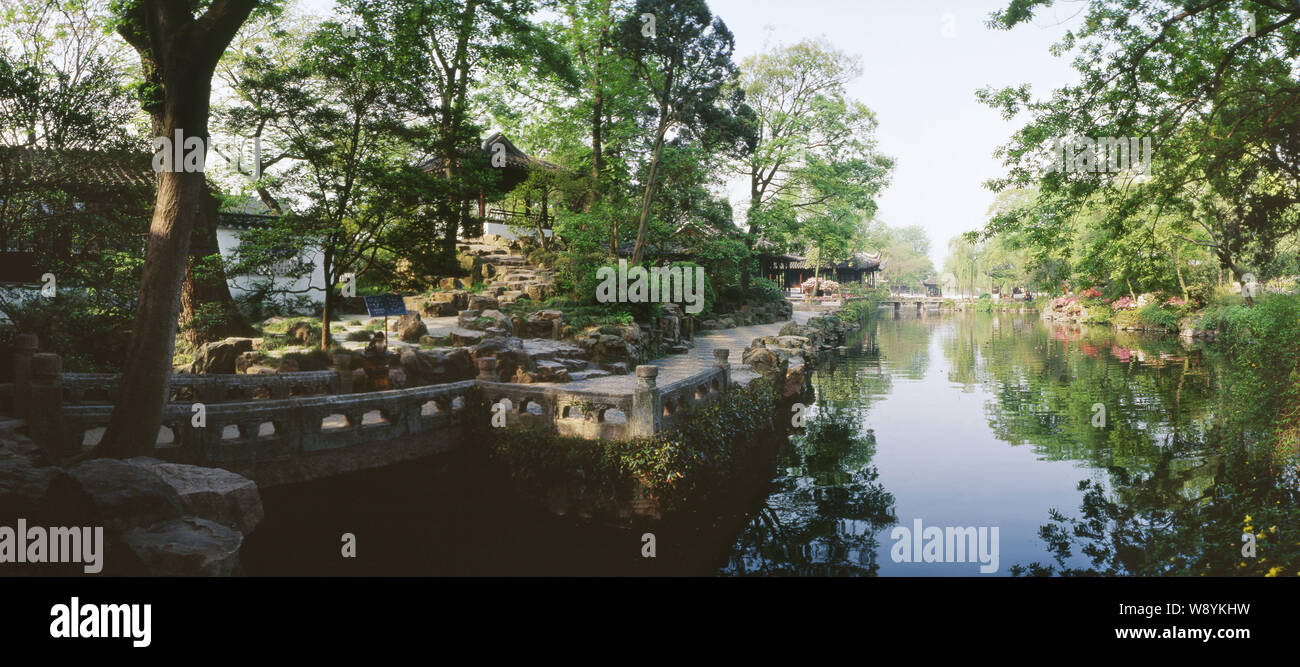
[0,146,155,193]
[418,131,566,173]
[786,251,883,271]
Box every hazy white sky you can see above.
[706,0,1086,267]
[299,0,1086,267]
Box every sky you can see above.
[299,0,1088,268]
[705,0,1086,268]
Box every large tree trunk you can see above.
[630,123,667,266]
[179,182,255,347]
[94,0,256,459]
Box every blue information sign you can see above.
[363,294,408,317]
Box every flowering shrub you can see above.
[1079,287,1103,299]
[800,277,840,294]
[1110,296,1137,310]
[1165,297,1186,307]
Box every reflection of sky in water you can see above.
[723,312,1220,576]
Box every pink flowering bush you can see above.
[1110,296,1137,310]
[801,277,840,294]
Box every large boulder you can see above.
[125,459,263,535]
[395,313,427,343]
[449,328,486,346]
[479,309,513,334]
[423,300,458,317]
[0,453,64,522]
[457,309,481,329]
[121,517,243,576]
[742,345,788,389]
[529,360,571,383]
[471,336,535,381]
[442,348,476,380]
[182,337,254,374]
[286,322,318,346]
[784,355,809,398]
[468,295,499,312]
[66,458,184,531]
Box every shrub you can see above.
[747,276,785,304]
[0,289,132,372]
[345,329,373,342]
[1136,303,1179,331]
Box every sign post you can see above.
[362,295,408,337]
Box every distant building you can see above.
[767,251,884,289]
[421,130,565,242]
[0,146,325,303]
[216,197,326,305]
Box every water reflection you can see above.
[719,310,1263,576]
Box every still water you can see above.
[242,311,1224,576]
[722,310,1218,576]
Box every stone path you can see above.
[562,311,814,393]
[325,306,815,394]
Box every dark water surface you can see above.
[243,311,1224,576]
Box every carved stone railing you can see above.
[12,334,746,480]
[62,380,479,470]
[60,370,341,405]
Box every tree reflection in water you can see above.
[722,331,898,576]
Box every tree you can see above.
[94,0,265,459]
[980,0,1300,281]
[737,37,892,271]
[0,0,143,266]
[223,15,427,349]
[359,0,575,277]
[619,0,744,266]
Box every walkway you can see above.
[563,311,814,393]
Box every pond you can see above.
[722,310,1224,576]
[242,310,1264,577]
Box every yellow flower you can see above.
[1266,567,1284,577]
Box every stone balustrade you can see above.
[10,334,751,486]
[60,380,479,486]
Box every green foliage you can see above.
[345,329,373,342]
[488,379,778,513]
[747,276,784,304]
[1135,303,1179,331]
[1079,299,1112,324]
[0,289,132,372]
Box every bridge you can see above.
[878,295,949,313]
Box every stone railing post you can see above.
[477,357,499,382]
[12,333,37,420]
[713,348,731,388]
[334,353,354,394]
[630,365,661,438]
[551,318,563,341]
[28,353,68,459]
